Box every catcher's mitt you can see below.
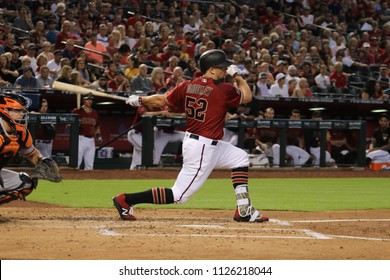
[32,157,62,183]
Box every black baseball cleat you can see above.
[233,208,269,223]
[112,193,136,221]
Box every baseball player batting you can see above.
[113,49,269,223]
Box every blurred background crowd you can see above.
[0,0,388,100]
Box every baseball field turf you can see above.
[29,178,390,211]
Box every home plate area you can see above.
[101,217,390,242]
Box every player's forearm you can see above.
[235,76,252,104]
[26,149,43,165]
[140,94,166,109]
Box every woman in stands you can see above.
[0,53,19,85]
[361,80,389,101]
[55,65,72,83]
[292,77,313,98]
[150,67,167,93]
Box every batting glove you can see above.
[126,95,142,107]
[226,65,242,77]
[96,133,103,145]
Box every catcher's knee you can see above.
[0,173,37,206]
[20,172,38,189]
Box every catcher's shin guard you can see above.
[0,173,37,206]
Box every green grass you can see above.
[28,178,390,211]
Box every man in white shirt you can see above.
[285,65,300,85]
[97,24,109,47]
[255,72,271,98]
[46,50,63,79]
[314,64,331,93]
[270,73,289,97]
[299,7,314,27]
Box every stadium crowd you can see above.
[0,0,388,98]
[0,0,389,168]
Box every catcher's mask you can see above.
[0,92,31,132]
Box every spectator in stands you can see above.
[84,32,110,66]
[0,53,18,85]
[165,66,184,91]
[314,64,333,94]
[106,34,119,59]
[35,53,48,75]
[103,60,118,81]
[61,39,77,61]
[131,64,154,94]
[30,20,46,49]
[342,47,369,72]
[10,48,22,71]
[285,65,299,85]
[361,80,389,101]
[46,49,63,79]
[150,67,167,93]
[45,19,59,44]
[40,41,54,62]
[54,20,80,50]
[287,79,298,97]
[292,78,313,98]
[2,33,17,54]
[194,31,212,57]
[74,57,94,84]
[107,70,130,92]
[377,66,390,93]
[17,56,32,76]
[176,30,195,58]
[329,61,349,94]
[55,65,72,84]
[164,55,180,81]
[183,58,199,79]
[366,113,390,167]
[299,61,316,87]
[91,76,109,92]
[36,65,53,89]
[13,5,34,38]
[270,73,288,97]
[14,66,38,89]
[255,72,271,98]
[124,54,140,82]
[21,43,38,74]
[70,70,82,86]
[97,24,109,47]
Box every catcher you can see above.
[0,92,62,206]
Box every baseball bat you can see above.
[61,41,111,57]
[52,81,128,101]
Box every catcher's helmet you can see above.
[0,92,31,132]
[199,49,232,74]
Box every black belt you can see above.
[37,140,52,144]
[189,134,218,146]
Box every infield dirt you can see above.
[1,168,389,260]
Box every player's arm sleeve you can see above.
[164,82,187,111]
